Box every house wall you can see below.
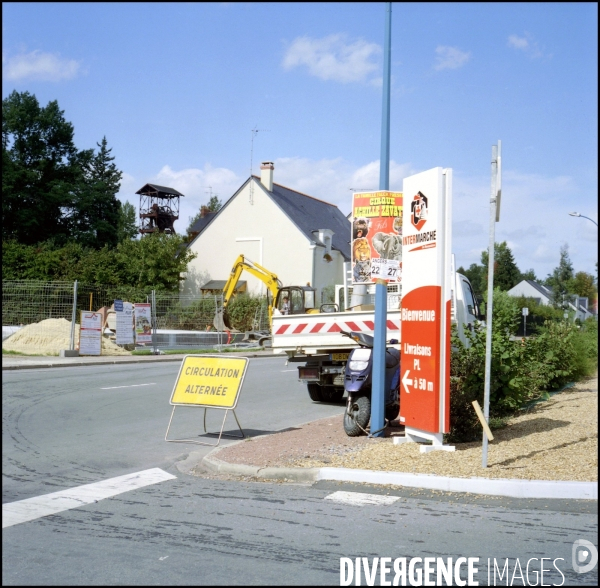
[182,179,344,300]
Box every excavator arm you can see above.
[215,255,282,330]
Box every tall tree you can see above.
[2,91,81,245]
[520,268,537,282]
[66,136,123,248]
[457,263,486,298]
[117,201,139,242]
[545,244,575,308]
[570,271,597,307]
[480,241,522,291]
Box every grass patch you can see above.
[1,349,28,355]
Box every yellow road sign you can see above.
[170,355,249,409]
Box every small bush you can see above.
[225,294,268,332]
[448,289,597,442]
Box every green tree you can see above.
[117,201,138,242]
[114,233,196,290]
[481,241,521,291]
[545,245,575,308]
[66,136,123,249]
[457,263,486,298]
[570,271,597,307]
[520,268,537,282]
[2,91,81,245]
[2,234,197,290]
[187,194,223,233]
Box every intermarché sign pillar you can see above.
[397,167,454,452]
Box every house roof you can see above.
[267,180,351,260]
[188,212,216,234]
[135,183,185,197]
[523,279,553,299]
[187,176,351,260]
[515,280,594,316]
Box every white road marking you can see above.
[281,369,297,372]
[100,383,156,390]
[2,468,176,528]
[324,491,400,506]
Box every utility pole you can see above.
[371,1,392,438]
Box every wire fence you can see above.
[2,281,260,355]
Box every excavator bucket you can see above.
[213,308,233,331]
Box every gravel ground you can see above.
[215,373,598,482]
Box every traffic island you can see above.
[195,374,598,499]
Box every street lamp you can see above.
[569,212,598,226]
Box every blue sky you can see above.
[3,2,598,279]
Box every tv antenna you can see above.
[249,126,269,205]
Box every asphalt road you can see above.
[3,360,598,585]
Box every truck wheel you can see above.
[322,387,345,403]
[307,383,324,402]
[343,395,370,437]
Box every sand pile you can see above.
[2,318,131,356]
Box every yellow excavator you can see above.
[214,255,319,345]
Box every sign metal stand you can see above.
[165,405,244,447]
[164,355,248,447]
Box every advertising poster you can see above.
[351,191,403,285]
[134,303,153,344]
[79,311,102,356]
[399,168,452,434]
[115,301,134,345]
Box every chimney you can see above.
[260,161,274,192]
[200,206,209,218]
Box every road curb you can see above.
[317,468,598,500]
[202,452,320,483]
[200,450,597,499]
[2,352,282,370]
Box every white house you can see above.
[507,279,594,322]
[182,162,351,302]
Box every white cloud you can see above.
[434,46,471,71]
[507,33,544,59]
[282,34,381,83]
[507,34,529,50]
[3,50,82,82]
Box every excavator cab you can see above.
[275,287,317,315]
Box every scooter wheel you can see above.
[343,395,371,437]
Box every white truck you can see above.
[271,270,482,402]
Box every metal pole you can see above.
[151,290,157,354]
[379,2,392,191]
[482,143,499,468]
[216,295,222,352]
[69,280,78,351]
[371,1,393,437]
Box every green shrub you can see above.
[448,289,598,442]
[224,294,268,332]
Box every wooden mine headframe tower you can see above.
[136,183,184,235]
